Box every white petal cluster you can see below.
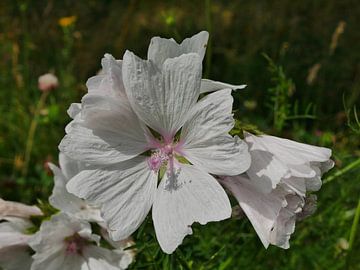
[0,199,43,270]
[55,31,333,254]
[0,31,334,269]
[29,213,132,270]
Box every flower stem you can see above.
[346,198,360,269]
[323,158,360,185]
[21,91,48,177]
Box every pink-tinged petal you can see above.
[0,198,42,219]
[220,175,286,248]
[67,157,157,241]
[152,164,231,254]
[122,51,202,137]
[181,89,250,175]
[147,31,209,68]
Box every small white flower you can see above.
[60,48,251,253]
[220,132,333,249]
[0,217,34,270]
[38,73,59,92]
[29,213,131,270]
[48,154,103,224]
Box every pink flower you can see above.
[38,73,59,92]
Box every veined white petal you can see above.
[123,51,202,137]
[269,194,304,249]
[58,153,83,180]
[220,175,286,248]
[181,89,250,175]
[147,31,209,68]
[245,133,332,165]
[86,54,126,99]
[200,79,246,94]
[83,245,130,270]
[59,97,148,165]
[67,157,157,241]
[152,164,231,254]
[246,149,289,193]
[48,163,89,216]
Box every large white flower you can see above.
[220,132,333,248]
[48,153,103,223]
[0,217,34,270]
[29,213,132,270]
[60,49,251,253]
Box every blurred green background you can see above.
[0,0,359,269]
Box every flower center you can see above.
[148,143,176,172]
[65,234,85,255]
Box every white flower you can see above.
[0,198,43,219]
[0,217,34,270]
[48,153,103,224]
[220,132,333,249]
[29,213,132,270]
[38,73,59,92]
[59,49,251,253]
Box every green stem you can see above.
[346,198,360,269]
[323,158,360,184]
[204,0,212,78]
[21,91,48,177]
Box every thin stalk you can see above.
[21,91,49,177]
[204,0,212,78]
[346,198,360,269]
[323,158,360,184]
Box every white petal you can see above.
[181,89,250,175]
[0,221,31,248]
[220,175,286,248]
[0,198,42,219]
[86,54,126,99]
[83,245,129,270]
[147,31,209,68]
[269,194,304,249]
[67,157,157,241]
[200,79,246,94]
[246,149,289,193]
[152,164,231,254]
[59,96,148,165]
[48,163,88,215]
[123,51,202,137]
[59,153,83,179]
[0,245,33,270]
[67,103,81,119]
[245,133,332,165]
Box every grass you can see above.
[0,1,359,269]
